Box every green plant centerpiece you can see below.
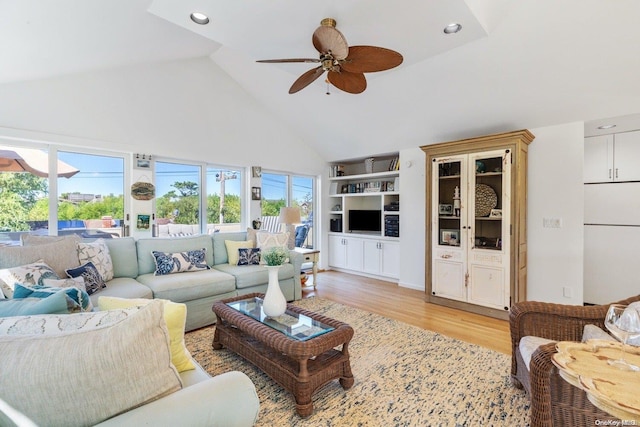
[262,246,289,266]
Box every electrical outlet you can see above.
[563,286,573,298]
[543,217,562,228]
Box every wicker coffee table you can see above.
[212,293,354,417]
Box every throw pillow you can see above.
[42,276,86,293]
[0,300,182,427]
[238,248,261,266]
[0,291,74,316]
[0,261,59,299]
[151,249,210,276]
[66,262,106,295]
[77,239,114,281]
[13,283,92,312]
[224,240,254,265]
[0,306,142,336]
[256,231,289,251]
[98,296,195,372]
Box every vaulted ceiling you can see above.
[1,0,639,160]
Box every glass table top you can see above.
[226,296,334,341]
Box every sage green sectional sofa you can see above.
[0,231,302,331]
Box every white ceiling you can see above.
[1,0,640,160]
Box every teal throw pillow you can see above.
[13,283,92,312]
[0,291,74,316]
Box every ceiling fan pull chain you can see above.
[326,78,331,95]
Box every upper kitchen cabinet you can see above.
[584,131,640,183]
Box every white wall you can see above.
[398,147,426,290]
[527,122,584,304]
[0,57,325,175]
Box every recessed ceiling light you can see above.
[444,23,462,34]
[597,124,617,130]
[190,12,210,25]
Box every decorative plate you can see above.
[475,184,497,217]
[131,182,155,201]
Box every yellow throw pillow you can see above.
[97,296,195,372]
[225,240,254,265]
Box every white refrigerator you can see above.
[584,182,640,304]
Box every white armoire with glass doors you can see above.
[421,130,534,320]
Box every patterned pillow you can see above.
[42,277,86,293]
[77,239,114,281]
[0,261,59,299]
[66,262,106,295]
[13,283,92,312]
[151,249,210,276]
[238,248,261,266]
[256,232,290,250]
[0,306,141,336]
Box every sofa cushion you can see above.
[213,262,295,289]
[88,277,153,307]
[66,262,106,295]
[0,300,182,427]
[137,269,236,303]
[224,240,254,266]
[77,238,114,281]
[0,291,75,316]
[98,296,195,373]
[212,231,248,265]
[136,235,214,275]
[101,237,138,278]
[151,248,210,275]
[0,235,81,279]
[519,336,554,370]
[0,261,59,298]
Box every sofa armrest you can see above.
[288,250,303,300]
[95,371,259,427]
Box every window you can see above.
[155,161,201,230]
[261,172,315,248]
[57,151,125,238]
[206,167,242,232]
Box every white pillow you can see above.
[0,300,182,427]
[0,260,58,299]
[42,277,86,293]
[256,231,289,250]
[77,239,114,281]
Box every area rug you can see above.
[184,298,530,426]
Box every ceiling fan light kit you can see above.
[257,18,403,95]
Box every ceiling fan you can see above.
[257,18,403,94]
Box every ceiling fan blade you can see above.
[327,70,367,94]
[289,66,326,94]
[340,46,403,73]
[312,25,348,59]
[256,58,320,64]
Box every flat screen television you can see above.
[348,210,382,233]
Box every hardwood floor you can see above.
[302,270,512,355]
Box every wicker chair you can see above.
[509,295,640,427]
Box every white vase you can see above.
[263,265,287,317]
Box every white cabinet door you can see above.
[584,135,613,183]
[380,241,400,278]
[362,240,381,274]
[433,258,466,301]
[344,236,364,271]
[614,131,640,182]
[328,235,346,268]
